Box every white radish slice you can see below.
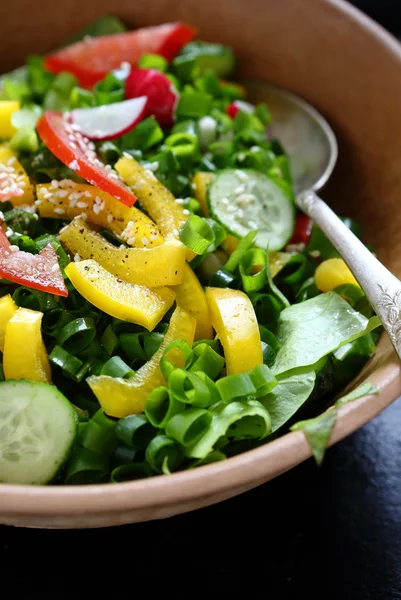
[70,96,148,141]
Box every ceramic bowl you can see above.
[0,0,401,528]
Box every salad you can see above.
[0,16,381,485]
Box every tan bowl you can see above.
[1,0,401,529]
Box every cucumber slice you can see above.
[0,380,76,484]
[208,169,295,251]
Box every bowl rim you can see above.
[1,0,401,521]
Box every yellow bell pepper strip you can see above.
[3,307,51,383]
[65,259,175,331]
[36,182,163,248]
[269,252,293,278]
[59,218,186,287]
[115,156,196,259]
[171,263,213,340]
[88,306,196,417]
[0,146,34,206]
[0,294,17,352]
[192,171,214,217]
[314,258,359,292]
[205,287,263,375]
[0,102,20,139]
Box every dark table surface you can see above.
[2,3,401,599]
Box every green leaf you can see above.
[272,292,381,376]
[291,407,337,466]
[291,381,378,465]
[261,370,316,433]
[335,381,378,407]
[186,399,271,459]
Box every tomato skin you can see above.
[44,23,196,88]
[0,228,68,297]
[37,111,137,207]
[125,69,178,128]
[288,212,313,246]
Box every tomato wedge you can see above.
[44,23,196,88]
[288,213,313,246]
[37,111,137,207]
[0,227,68,297]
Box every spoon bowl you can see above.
[246,81,338,194]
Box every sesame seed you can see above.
[149,161,159,172]
[149,234,159,242]
[5,229,13,238]
[77,201,88,209]
[235,184,246,195]
[54,208,65,215]
[59,225,68,234]
[119,244,126,250]
[141,237,149,246]
[175,198,184,205]
[69,142,77,149]
[248,220,258,229]
[221,197,229,205]
[69,160,78,171]
[107,215,113,223]
[127,237,136,246]
[84,190,92,198]
[51,180,59,188]
[7,157,16,166]
[145,169,157,181]
[0,211,4,221]
[9,245,19,252]
[80,213,88,221]
[34,200,42,206]
[183,209,190,215]
[56,189,68,198]
[74,253,81,262]
[51,263,60,273]
[309,249,321,258]
[173,228,179,236]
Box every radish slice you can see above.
[226,100,254,119]
[70,96,148,141]
[125,69,179,128]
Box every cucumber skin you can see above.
[207,169,295,251]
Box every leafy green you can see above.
[272,292,381,376]
[261,370,316,433]
[291,382,378,464]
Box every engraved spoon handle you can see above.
[297,190,401,359]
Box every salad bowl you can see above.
[0,0,401,528]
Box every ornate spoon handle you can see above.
[297,190,401,359]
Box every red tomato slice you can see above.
[288,212,313,246]
[44,22,196,88]
[37,111,137,207]
[0,227,68,297]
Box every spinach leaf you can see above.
[272,292,381,376]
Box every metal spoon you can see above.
[247,81,401,359]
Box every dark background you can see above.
[2,2,401,598]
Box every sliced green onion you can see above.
[333,284,365,307]
[144,332,164,359]
[168,369,217,408]
[259,326,280,366]
[145,434,182,474]
[101,324,119,356]
[176,90,212,119]
[100,356,134,379]
[216,372,256,402]
[70,86,94,108]
[115,414,156,450]
[295,277,320,302]
[119,332,146,362]
[111,463,152,482]
[145,386,183,428]
[249,293,281,331]
[12,286,58,313]
[10,126,39,153]
[64,446,110,484]
[179,215,215,255]
[189,343,225,380]
[112,445,137,467]
[81,409,117,456]
[138,53,168,71]
[160,339,193,381]
[239,247,267,292]
[56,317,96,354]
[208,268,237,288]
[247,364,277,397]
[120,116,163,152]
[49,345,83,376]
[208,140,234,168]
[97,141,121,164]
[224,230,257,272]
[166,408,212,446]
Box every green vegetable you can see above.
[0,380,76,484]
[291,382,378,465]
[272,292,381,376]
[178,41,235,77]
[208,169,295,251]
